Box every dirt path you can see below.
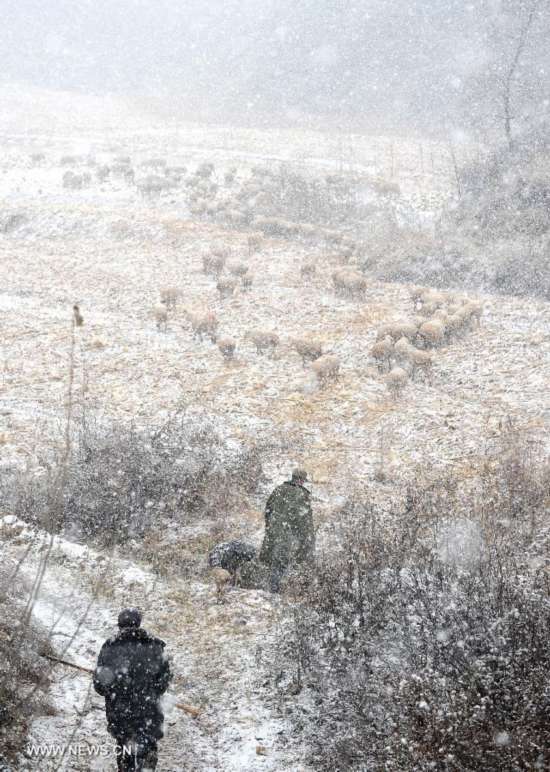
[3,519,302,771]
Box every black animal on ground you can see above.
[208,540,257,585]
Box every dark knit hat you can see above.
[291,468,308,482]
[117,608,142,629]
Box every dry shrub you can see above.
[1,412,264,547]
[258,166,361,226]
[274,439,550,771]
[0,564,54,764]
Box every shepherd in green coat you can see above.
[259,468,315,592]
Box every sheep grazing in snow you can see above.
[196,161,215,178]
[137,175,174,196]
[385,366,408,396]
[217,337,236,360]
[293,339,323,366]
[249,331,279,356]
[418,319,445,348]
[419,289,446,308]
[186,310,218,342]
[373,178,401,197]
[312,354,340,385]
[465,301,483,326]
[298,223,318,239]
[300,261,317,279]
[160,286,180,310]
[323,229,344,246]
[211,567,231,604]
[376,322,418,342]
[228,262,248,278]
[370,337,393,372]
[63,171,91,189]
[247,232,263,254]
[391,322,418,342]
[211,241,230,259]
[153,304,168,332]
[410,286,427,305]
[408,347,433,379]
[241,272,253,291]
[332,269,367,299]
[376,324,394,341]
[419,300,440,317]
[445,313,464,337]
[216,277,238,298]
[393,336,412,364]
[202,253,226,276]
[226,209,247,226]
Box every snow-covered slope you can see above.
[0,99,548,770]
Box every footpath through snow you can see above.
[2,516,304,771]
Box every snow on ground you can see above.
[1,94,548,770]
[2,517,299,771]
[1,204,548,503]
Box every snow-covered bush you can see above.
[253,166,361,227]
[363,124,550,300]
[275,443,550,770]
[0,563,53,763]
[2,412,263,545]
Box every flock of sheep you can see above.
[51,152,485,396]
[186,164,360,248]
[54,152,362,253]
[372,288,483,395]
[151,232,348,387]
[152,229,483,397]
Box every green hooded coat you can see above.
[259,481,315,569]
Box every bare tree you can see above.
[501,0,546,148]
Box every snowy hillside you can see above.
[1,92,549,771]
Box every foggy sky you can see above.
[2,0,549,133]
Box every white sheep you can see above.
[247,232,263,254]
[217,337,236,360]
[216,277,238,298]
[393,336,412,364]
[153,304,168,332]
[385,366,408,396]
[186,310,218,342]
[312,354,340,385]
[293,339,323,366]
[211,242,230,259]
[249,331,279,355]
[202,253,226,276]
[332,269,367,299]
[228,262,249,278]
[370,337,394,372]
[418,320,445,348]
[408,347,432,379]
[160,286,180,310]
[300,261,317,279]
[241,272,253,291]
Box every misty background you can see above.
[2,0,549,136]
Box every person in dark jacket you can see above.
[93,609,171,772]
[208,540,257,584]
[259,468,315,592]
